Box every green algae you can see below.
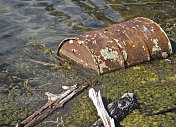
[72,0,116,26]
[1,42,175,127]
[50,11,71,22]
[57,56,176,127]
[0,69,34,126]
[0,42,85,126]
[32,42,54,55]
[31,42,73,70]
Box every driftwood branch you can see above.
[151,106,176,116]
[89,88,115,127]
[16,83,88,127]
[90,92,138,127]
[27,59,58,67]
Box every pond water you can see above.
[0,0,176,126]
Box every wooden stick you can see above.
[27,59,58,67]
[151,106,176,116]
[89,88,115,127]
[17,83,89,127]
[51,54,65,63]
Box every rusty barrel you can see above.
[57,17,172,74]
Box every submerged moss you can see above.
[32,42,54,55]
[58,56,176,127]
[0,70,34,126]
[1,42,175,127]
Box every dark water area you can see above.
[0,0,176,126]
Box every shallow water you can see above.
[0,0,176,126]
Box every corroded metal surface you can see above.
[99,23,150,66]
[125,17,172,59]
[57,17,172,74]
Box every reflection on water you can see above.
[0,0,176,126]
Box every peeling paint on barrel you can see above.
[57,17,172,74]
[152,38,161,53]
[100,47,118,60]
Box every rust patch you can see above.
[75,31,125,74]
[100,22,150,66]
[57,17,172,74]
[126,17,172,59]
[58,38,98,72]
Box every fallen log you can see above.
[90,89,138,127]
[16,83,88,127]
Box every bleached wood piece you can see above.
[45,92,60,101]
[89,88,115,127]
[62,85,70,90]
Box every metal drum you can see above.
[57,17,172,74]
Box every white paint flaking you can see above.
[136,20,142,23]
[151,26,154,32]
[152,38,161,52]
[72,49,77,53]
[93,58,96,62]
[158,25,172,54]
[100,47,119,60]
[121,50,127,61]
[96,56,102,63]
[69,40,73,44]
[99,62,109,73]
[113,38,119,43]
[123,41,126,46]
[168,41,172,54]
[93,40,96,44]
[117,43,122,48]
[143,33,148,40]
[93,34,97,37]
[78,40,84,44]
[100,47,124,66]
[162,52,168,58]
[142,46,146,51]
[143,25,148,32]
[132,26,137,31]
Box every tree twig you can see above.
[27,59,58,67]
[151,106,176,116]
